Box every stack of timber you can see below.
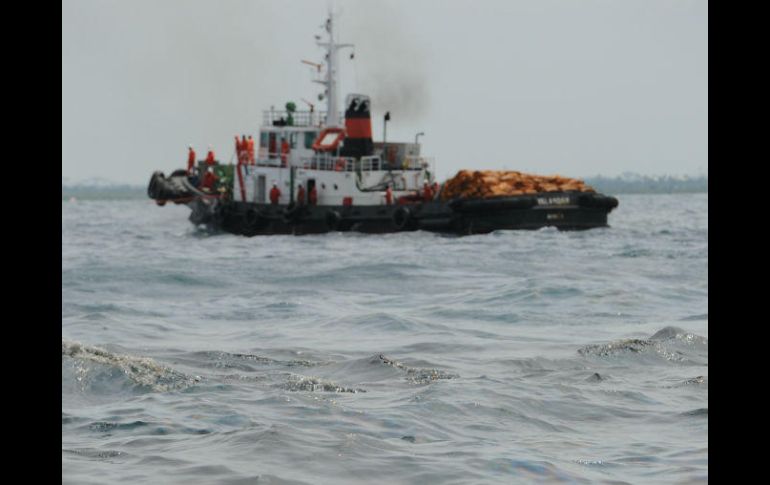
[440,170,596,201]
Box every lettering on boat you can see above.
[537,196,571,206]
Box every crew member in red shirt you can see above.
[205,145,216,165]
[234,136,243,165]
[269,182,281,205]
[296,184,305,205]
[239,135,247,163]
[422,182,433,202]
[187,145,196,173]
[385,184,393,205]
[201,168,218,192]
[309,185,318,205]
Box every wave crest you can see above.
[62,339,199,392]
[577,327,707,365]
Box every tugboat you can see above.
[147,12,618,236]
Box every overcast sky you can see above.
[62,0,707,185]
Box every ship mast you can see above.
[316,9,353,128]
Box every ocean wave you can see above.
[682,408,708,417]
[375,354,459,384]
[577,326,707,365]
[63,195,708,484]
[62,339,199,393]
[282,373,364,393]
[184,350,317,371]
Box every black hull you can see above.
[185,193,617,236]
[149,172,618,236]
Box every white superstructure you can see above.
[232,10,435,206]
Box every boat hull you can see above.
[149,172,618,235]
[185,194,616,236]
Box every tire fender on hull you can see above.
[326,210,342,231]
[212,203,232,226]
[244,208,267,230]
[282,201,303,224]
[392,206,414,230]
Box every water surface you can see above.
[62,193,708,484]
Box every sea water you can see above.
[62,193,707,484]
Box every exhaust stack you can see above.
[341,94,374,158]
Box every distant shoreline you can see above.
[584,175,708,194]
[62,175,708,200]
[62,185,148,200]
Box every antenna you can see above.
[315,8,353,127]
[301,60,322,73]
[301,98,315,112]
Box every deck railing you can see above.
[299,155,357,172]
[401,156,433,170]
[262,110,342,127]
[359,156,382,172]
[248,154,436,173]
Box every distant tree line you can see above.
[62,184,147,200]
[584,174,708,194]
[62,173,708,200]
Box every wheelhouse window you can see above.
[304,131,318,149]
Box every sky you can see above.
[62,0,708,185]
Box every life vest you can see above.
[309,187,318,205]
[205,150,216,165]
[187,149,196,171]
[247,137,255,164]
[385,187,393,205]
[297,186,306,205]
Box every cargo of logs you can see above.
[440,170,595,201]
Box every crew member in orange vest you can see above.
[187,145,196,173]
[422,182,433,202]
[234,136,243,165]
[296,184,305,205]
[240,135,247,162]
[280,138,290,166]
[247,135,255,164]
[205,145,216,165]
[201,167,218,191]
[309,185,318,206]
[269,182,281,205]
[385,184,393,205]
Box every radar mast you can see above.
[315,8,353,127]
